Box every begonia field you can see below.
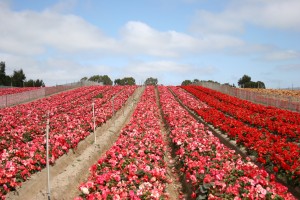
[0,85,299,199]
[0,88,40,96]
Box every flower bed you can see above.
[185,86,300,143]
[168,86,208,111]
[0,86,136,199]
[179,86,300,185]
[0,87,40,96]
[75,86,169,200]
[158,86,296,199]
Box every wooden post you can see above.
[46,113,51,200]
[92,100,96,144]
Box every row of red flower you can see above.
[75,86,169,200]
[193,86,300,124]
[186,86,300,142]
[0,86,136,199]
[173,86,300,187]
[0,87,40,96]
[158,86,296,199]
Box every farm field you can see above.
[1,85,137,199]
[242,88,300,99]
[1,85,299,199]
[180,86,300,181]
[0,88,40,96]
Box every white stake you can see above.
[92,100,96,144]
[46,112,51,200]
[112,96,115,116]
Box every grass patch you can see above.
[95,93,103,98]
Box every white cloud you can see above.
[199,34,244,50]
[45,0,78,13]
[229,43,274,57]
[241,0,300,31]
[120,21,243,57]
[122,60,218,85]
[125,60,218,75]
[263,50,300,61]
[192,10,243,34]
[0,2,244,59]
[191,0,300,34]
[40,58,112,85]
[195,65,217,75]
[0,53,112,86]
[120,21,200,57]
[1,3,235,86]
[0,5,117,56]
[4,0,299,87]
[124,60,192,76]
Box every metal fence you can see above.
[197,82,300,112]
[0,80,102,108]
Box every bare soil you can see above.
[242,88,300,100]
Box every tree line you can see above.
[238,75,265,89]
[181,74,265,88]
[0,61,45,87]
[1,60,265,89]
[81,76,158,86]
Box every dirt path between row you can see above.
[155,88,183,200]
[7,86,145,200]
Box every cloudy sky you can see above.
[1,0,300,88]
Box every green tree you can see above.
[1,62,45,87]
[122,77,135,85]
[24,79,34,87]
[88,75,101,82]
[244,81,255,88]
[80,77,88,81]
[145,77,158,85]
[114,78,122,85]
[0,61,6,85]
[257,81,265,89]
[192,79,200,84]
[88,75,112,85]
[114,77,136,85]
[12,69,26,87]
[238,74,266,88]
[207,80,220,84]
[0,61,11,86]
[100,75,113,85]
[34,79,45,87]
[181,80,192,86]
[238,75,251,88]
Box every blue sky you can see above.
[1,0,300,88]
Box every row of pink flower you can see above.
[158,86,296,199]
[179,86,300,185]
[169,86,208,110]
[75,86,169,200]
[186,85,300,142]
[0,86,136,199]
[0,87,40,96]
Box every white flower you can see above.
[81,187,89,195]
